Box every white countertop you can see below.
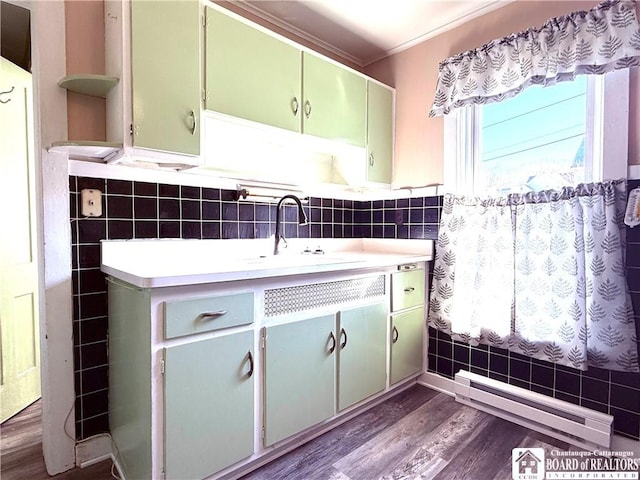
[101,238,434,288]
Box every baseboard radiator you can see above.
[453,370,613,449]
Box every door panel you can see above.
[302,53,366,147]
[338,302,387,411]
[263,315,335,446]
[367,82,393,184]
[131,0,200,155]
[0,57,40,423]
[164,331,254,479]
[205,7,301,133]
[391,308,425,384]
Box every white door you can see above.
[0,57,40,423]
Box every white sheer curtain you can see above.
[428,181,639,372]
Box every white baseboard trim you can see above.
[75,433,113,468]
[417,371,455,397]
[417,371,639,455]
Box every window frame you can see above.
[443,69,630,195]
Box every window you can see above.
[444,69,630,196]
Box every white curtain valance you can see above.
[429,0,640,117]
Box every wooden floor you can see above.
[2,386,571,480]
[241,385,572,480]
[0,400,113,480]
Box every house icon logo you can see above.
[512,448,545,480]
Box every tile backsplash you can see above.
[70,175,639,443]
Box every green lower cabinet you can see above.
[338,302,387,411]
[164,331,254,479]
[390,308,425,384]
[263,315,336,446]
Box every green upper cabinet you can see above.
[302,52,366,147]
[367,81,394,184]
[205,7,301,133]
[338,302,387,411]
[131,0,200,156]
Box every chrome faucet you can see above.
[274,195,308,255]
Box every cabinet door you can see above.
[302,53,366,147]
[164,331,254,479]
[205,7,301,133]
[390,308,425,384]
[367,82,394,184]
[264,315,335,446]
[338,302,387,411]
[131,0,200,155]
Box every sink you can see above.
[242,253,360,267]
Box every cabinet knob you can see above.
[339,327,348,349]
[246,350,254,378]
[404,287,415,293]
[392,326,399,344]
[189,109,197,135]
[304,100,312,119]
[291,97,299,116]
[328,331,336,354]
[369,153,375,167]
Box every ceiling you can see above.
[236,0,513,66]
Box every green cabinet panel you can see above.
[264,315,336,446]
[205,7,301,133]
[164,331,254,479]
[338,302,387,411]
[108,280,152,480]
[391,308,425,384]
[391,269,426,312]
[367,82,394,184]
[302,53,366,147]
[131,0,200,155]
[164,291,253,339]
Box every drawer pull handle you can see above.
[328,331,337,354]
[196,310,228,321]
[392,326,399,343]
[340,327,348,349]
[404,287,415,293]
[246,351,254,378]
[399,264,417,270]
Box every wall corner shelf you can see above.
[57,74,119,98]
[47,141,124,163]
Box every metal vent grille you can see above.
[264,275,385,317]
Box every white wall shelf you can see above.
[47,141,123,162]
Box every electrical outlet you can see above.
[81,189,102,217]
